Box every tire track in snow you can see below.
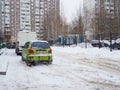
[77,58,120,75]
[53,50,120,89]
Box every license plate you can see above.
[39,51,46,54]
[40,56,48,60]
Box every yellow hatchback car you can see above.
[21,40,53,66]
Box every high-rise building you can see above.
[0,0,2,37]
[1,0,11,42]
[20,0,31,32]
[10,0,20,41]
[30,0,60,40]
[83,0,119,40]
[1,0,20,42]
[30,0,45,39]
[0,0,60,42]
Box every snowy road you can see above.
[0,47,120,90]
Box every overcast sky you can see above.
[60,0,83,23]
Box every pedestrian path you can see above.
[0,49,9,75]
[0,59,9,75]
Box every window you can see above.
[24,42,30,48]
[32,42,50,48]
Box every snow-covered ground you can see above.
[0,45,120,90]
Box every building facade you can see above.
[20,0,30,31]
[0,0,2,39]
[10,0,20,41]
[0,0,60,42]
[30,0,60,41]
[1,0,11,42]
[83,0,120,40]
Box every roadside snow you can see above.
[53,45,120,61]
[0,46,120,90]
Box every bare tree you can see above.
[60,16,69,39]
[93,0,120,40]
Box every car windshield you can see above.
[31,42,50,49]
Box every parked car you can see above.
[3,42,16,49]
[111,38,120,50]
[111,43,120,50]
[11,42,16,49]
[5,43,12,49]
[21,40,53,66]
[91,40,112,48]
[91,40,102,47]
[101,40,110,47]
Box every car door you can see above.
[22,42,30,59]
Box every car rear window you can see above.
[31,42,50,48]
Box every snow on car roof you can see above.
[116,38,120,43]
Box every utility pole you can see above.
[110,31,112,52]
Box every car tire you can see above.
[31,61,36,66]
[48,60,52,64]
[26,60,32,66]
[25,58,32,66]
[21,55,25,61]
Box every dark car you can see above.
[5,43,12,49]
[4,42,16,49]
[11,42,16,49]
[91,40,110,48]
[111,38,120,50]
[111,43,120,50]
[91,40,102,47]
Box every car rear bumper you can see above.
[28,54,53,62]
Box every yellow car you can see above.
[21,40,53,66]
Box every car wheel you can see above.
[26,61,32,66]
[31,61,36,66]
[16,53,19,55]
[21,55,25,61]
[15,48,18,53]
[118,48,120,50]
[48,60,52,64]
[25,58,32,66]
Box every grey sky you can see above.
[60,0,83,23]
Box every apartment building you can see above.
[83,0,119,40]
[30,0,45,39]
[0,0,2,37]
[10,0,20,41]
[0,0,60,42]
[0,0,20,42]
[30,0,60,40]
[20,0,31,31]
[1,0,11,42]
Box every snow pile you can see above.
[0,48,16,56]
[78,43,93,48]
[0,47,120,90]
[0,48,5,54]
[102,40,110,45]
[116,38,120,43]
[52,46,120,61]
[70,43,93,48]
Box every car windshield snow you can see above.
[31,42,50,49]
